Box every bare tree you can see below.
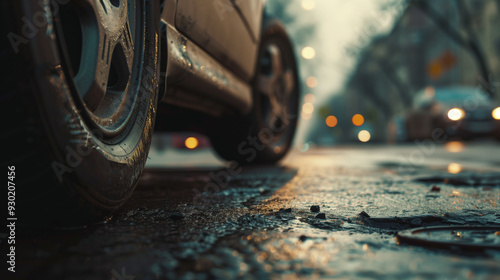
[411,0,493,97]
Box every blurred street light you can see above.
[301,0,316,11]
[304,93,315,103]
[352,114,365,126]
[302,102,315,114]
[425,86,435,98]
[493,107,500,120]
[301,112,312,120]
[301,47,316,60]
[185,137,199,149]
[325,116,338,128]
[358,130,371,142]
[306,76,318,88]
[447,108,465,121]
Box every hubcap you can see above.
[58,0,142,140]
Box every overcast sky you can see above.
[285,0,406,144]
[293,0,403,98]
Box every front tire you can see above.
[1,0,160,225]
[210,21,299,164]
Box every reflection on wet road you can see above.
[16,141,500,279]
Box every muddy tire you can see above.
[1,0,160,225]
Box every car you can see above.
[1,0,299,224]
[405,86,500,141]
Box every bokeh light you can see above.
[445,141,464,153]
[425,86,435,98]
[326,116,338,127]
[185,137,199,149]
[302,102,315,114]
[447,163,462,174]
[492,107,500,120]
[352,114,365,126]
[306,76,318,88]
[301,0,316,11]
[301,112,312,120]
[447,108,464,121]
[358,130,371,142]
[304,93,315,103]
[301,47,316,60]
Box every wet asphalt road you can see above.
[13,140,500,279]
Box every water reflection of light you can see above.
[306,76,318,88]
[445,141,464,153]
[301,46,316,59]
[362,244,370,251]
[301,0,316,10]
[358,130,371,142]
[447,163,462,174]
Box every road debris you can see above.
[315,213,326,219]
[310,205,320,212]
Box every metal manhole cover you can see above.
[396,226,500,251]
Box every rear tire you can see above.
[210,21,299,164]
[1,0,160,225]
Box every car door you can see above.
[175,0,264,82]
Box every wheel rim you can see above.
[256,42,297,153]
[57,0,144,142]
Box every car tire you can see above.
[1,0,160,225]
[210,21,299,165]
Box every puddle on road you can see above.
[379,160,500,187]
[16,164,500,279]
[414,172,500,187]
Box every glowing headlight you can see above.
[493,107,500,120]
[447,108,465,121]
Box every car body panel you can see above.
[174,0,262,82]
[160,23,253,114]
[232,0,265,41]
[157,0,266,115]
[161,0,177,25]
